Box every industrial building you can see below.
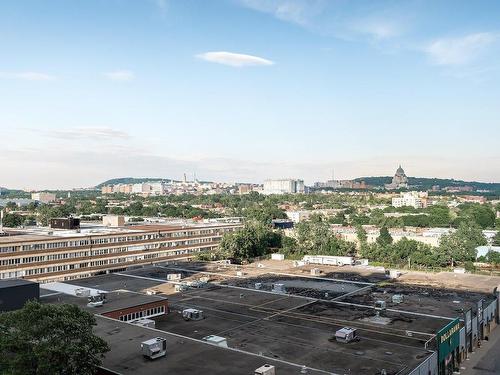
[0,278,39,311]
[0,222,241,282]
[35,261,500,375]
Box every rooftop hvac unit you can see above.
[374,300,387,310]
[202,335,228,348]
[310,268,321,276]
[167,273,182,281]
[392,294,404,304]
[182,308,204,321]
[335,327,358,343]
[255,364,276,375]
[141,337,167,360]
[87,294,105,307]
[75,288,90,297]
[272,283,285,294]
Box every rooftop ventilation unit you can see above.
[255,364,276,375]
[141,337,167,360]
[335,327,358,343]
[182,308,204,321]
[392,294,404,304]
[272,283,285,294]
[202,335,228,348]
[374,300,387,310]
[87,294,106,307]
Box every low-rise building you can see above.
[392,191,428,209]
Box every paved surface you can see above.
[461,327,500,375]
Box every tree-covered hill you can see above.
[355,176,500,191]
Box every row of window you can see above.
[1,238,220,266]
[119,306,166,321]
[1,227,236,254]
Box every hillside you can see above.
[96,177,171,188]
[356,176,500,191]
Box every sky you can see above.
[1,0,500,189]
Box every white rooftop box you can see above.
[203,335,228,348]
[141,337,167,360]
[271,253,285,261]
[182,308,204,321]
[335,327,358,343]
[255,364,276,375]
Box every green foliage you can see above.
[492,231,500,246]
[295,218,355,257]
[438,222,487,265]
[355,225,367,244]
[376,227,393,246]
[2,213,24,227]
[0,301,109,375]
[457,204,496,229]
[361,238,443,267]
[217,222,281,261]
[482,250,500,265]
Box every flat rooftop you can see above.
[40,269,444,375]
[0,221,238,243]
[41,288,167,315]
[0,278,38,288]
[95,316,327,375]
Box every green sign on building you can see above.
[436,318,461,362]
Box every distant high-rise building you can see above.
[31,192,56,204]
[262,179,305,195]
[385,165,408,190]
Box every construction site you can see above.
[38,259,500,375]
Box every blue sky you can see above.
[1,0,499,189]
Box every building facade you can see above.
[0,222,241,282]
[392,191,428,209]
[263,179,305,195]
[31,192,57,204]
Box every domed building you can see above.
[385,165,408,190]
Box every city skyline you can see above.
[1,0,500,189]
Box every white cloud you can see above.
[348,20,401,40]
[424,32,498,66]
[196,51,274,67]
[103,70,135,81]
[0,72,55,81]
[29,127,130,141]
[237,0,326,26]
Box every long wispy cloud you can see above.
[424,32,498,66]
[28,127,130,141]
[196,51,274,67]
[103,70,135,81]
[237,0,326,27]
[0,71,55,81]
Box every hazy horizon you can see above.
[1,0,500,189]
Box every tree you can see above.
[458,204,496,229]
[2,213,23,227]
[492,231,500,247]
[355,225,367,244]
[376,226,393,246]
[217,222,280,260]
[0,301,109,375]
[438,222,487,265]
